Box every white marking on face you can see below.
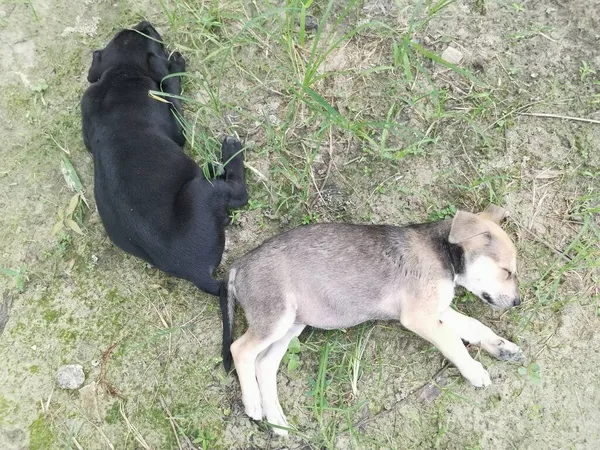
[457,255,518,308]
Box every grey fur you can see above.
[230,222,453,331]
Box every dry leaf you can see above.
[66,219,84,235]
[51,221,64,235]
[66,193,80,217]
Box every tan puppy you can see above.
[220,205,523,435]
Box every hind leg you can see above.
[231,309,295,421]
[148,52,186,145]
[256,323,305,435]
[221,137,248,209]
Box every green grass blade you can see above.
[410,41,484,86]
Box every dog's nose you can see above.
[513,296,521,307]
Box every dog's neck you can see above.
[437,220,466,279]
[102,64,154,82]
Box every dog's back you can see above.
[230,221,455,330]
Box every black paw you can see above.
[221,136,244,164]
[169,51,186,73]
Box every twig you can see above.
[339,363,451,436]
[309,127,335,208]
[459,138,479,175]
[483,101,542,132]
[513,220,572,261]
[120,401,152,450]
[162,400,183,450]
[538,32,558,43]
[47,133,70,155]
[71,436,84,450]
[77,408,115,450]
[100,341,124,399]
[160,396,196,450]
[529,191,549,231]
[44,386,54,415]
[534,332,556,359]
[518,112,600,125]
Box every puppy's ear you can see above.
[448,211,490,245]
[87,50,103,83]
[478,203,508,225]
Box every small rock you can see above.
[56,364,85,390]
[441,46,463,65]
[79,382,101,422]
[419,383,442,403]
[297,14,319,31]
[472,55,485,73]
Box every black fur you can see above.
[220,280,234,372]
[81,22,248,296]
[407,220,466,277]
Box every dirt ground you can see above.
[1,0,599,449]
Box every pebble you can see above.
[303,14,319,31]
[79,382,101,422]
[56,364,85,390]
[441,46,464,65]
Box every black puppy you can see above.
[81,21,248,296]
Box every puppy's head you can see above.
[87,21,165,82]
[449,205,520,308]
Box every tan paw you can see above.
[462,361,491,387]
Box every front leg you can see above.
[400,313,491,387]
[440,308,524,362]
[148,52,185,113]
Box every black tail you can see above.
[195,275,221,297]
[219,279,234,373]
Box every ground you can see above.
[1,0,599,449]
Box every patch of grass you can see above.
[521,208,600,326]
[518,362,542,385]
[428,204,457,221]
[0,266,27,292]
[105,402,122,424]
[29,416,55,450]
[0,396,19,424]
[42,308,61,323]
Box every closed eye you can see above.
[503,269,512,279]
